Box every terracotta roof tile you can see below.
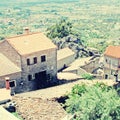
[104,45,120,58]
[6,32,56,55]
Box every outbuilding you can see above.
[57,47,75,71]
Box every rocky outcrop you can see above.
[52,34,98,58]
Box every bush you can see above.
[71,84,87,96]
[64,83,120,120]
[82,73,94,80]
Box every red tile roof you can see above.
[6,32,57,55]
[104,46,120,58]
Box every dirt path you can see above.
[16,79,116,99]
[0,89,11,101]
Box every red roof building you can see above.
[104,46,120,58]
[0,31,57,93]
[104,45,120,80]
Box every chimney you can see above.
[24,27,30,34]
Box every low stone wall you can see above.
[12,96,67,120]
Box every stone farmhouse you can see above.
[104,45,120,81]
[0,29,57,93]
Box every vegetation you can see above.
[64,83,120,120]
[0,0,119,52]
[12,112,23,120]
[47,19,72,39]
[47,19,96,58]
[82,73,95,80]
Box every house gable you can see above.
[0,40,21,67]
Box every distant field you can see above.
[0,0,119,50]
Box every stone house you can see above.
[0,53,21,88]
[57,47,75,71]
[104,45,120,80]
[81,56,100,73]
[0,30,57,93]
[63,56,103,78]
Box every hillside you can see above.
[0,0,119,51]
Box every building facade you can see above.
[0,53,21,89]
[104,46,120,80]
[0,31,57,93]
[57,47,75,71]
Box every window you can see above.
[41,55,46,62]
[27,59,30,65]
[9,80,16,87]
[118,65,120,68]
[33,57,37,64]
[106,59,107,63]
[111,70,115,75]
[105,74,108,79]
[28,75,32,81]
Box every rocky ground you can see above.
[12,79,117,120]
[13,97,67,120]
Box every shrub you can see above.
[82,73,94,80]
[64,83,120,120]
[71,84,87,96]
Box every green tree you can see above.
[46,19,72,39]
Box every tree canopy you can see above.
[47,19,72,39]
[64,83,120,120]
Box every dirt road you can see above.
[16,79,116,99]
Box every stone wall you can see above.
[104,55,120,80]
[81,58,100,73]
[0,72,21,90]
[13,96,67,120]
[104,67,117,79]
[20,48,57,92]
[57,54,75,71]
[0,40,21,67]
[21,48,57,79]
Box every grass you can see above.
[0,0,119,51]
[12,112,23,120]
